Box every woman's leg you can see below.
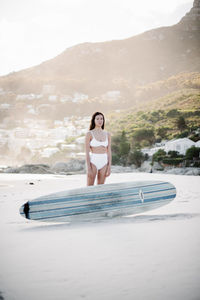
[87,163,97,186]
[97,164,108,185]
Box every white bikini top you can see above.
[90,131,108,147]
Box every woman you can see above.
[85,112,111,185]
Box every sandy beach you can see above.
[0,172,200,300]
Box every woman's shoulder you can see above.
[86,130,93,137]
[105,130,111,137]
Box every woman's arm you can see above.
[106,132,112,176]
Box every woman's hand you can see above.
[106,165,111,177]
[87,165,93,179]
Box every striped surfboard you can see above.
[19,180,176,223]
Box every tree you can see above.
[119,131,130,157]
[128,149,145,167]
[132,128,155,145]
[111,130,130,166]
[111,135,121,156]
[185,146,200,160]
[166,109,180,118]
[112,153,120,165]
[176,116,187,131]
[119,131,130,166]
[156,127,169,139]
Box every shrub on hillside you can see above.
[156,127,169,139]
[167,151,184,158]
[152,149,167,162]
[185,146,200,160]
[175,130,190,138]
[166,109,180,118]
[162,157,184,166]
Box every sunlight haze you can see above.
[0,0,193,76]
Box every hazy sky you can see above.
[0,0,193,76]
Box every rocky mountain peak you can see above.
[194,0,200,8]
[177,0,200,30]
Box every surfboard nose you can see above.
[21,201,30,219]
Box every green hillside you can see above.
[107,74,200,146]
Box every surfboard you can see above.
[19,180,176,223]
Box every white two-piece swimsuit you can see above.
[89,131,108,170]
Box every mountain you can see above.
[0,0,199,98]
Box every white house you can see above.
[195,140,200,147]
[50,127,74,139]
[0,103,11,109]
[54,120,64,127]
[164,138,195,155]
[16,94,36,101]
[41,147,59,158]
[75,136,85,144]
[72,93,88,103]
[60,95,73,103]
[42,85,55,94]
[60,144,76,150]
[141,146,165,157]
[101,90,121,101]
[14,127,30,138]
[48,95,57,102]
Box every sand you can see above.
[0,172,200,300]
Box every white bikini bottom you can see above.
[90,153,108,170]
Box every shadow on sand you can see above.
[20,212,200,232]
[0,291,4,300]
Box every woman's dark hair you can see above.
[89,112,105,130]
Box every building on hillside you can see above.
[42,85,55,94]
[195,140,200,147]
[41,147,60,158]
[101,90,121,101]
[141,146,165,157]
[72,93,88,103]
[50,127,76,139]
[48,95,57,102]
[0,88,5,95]
[164,138,196,155]
[54,120,64,127]
[60,144,76,150]
[75,136,85,144]
[16,94,36,101]
[14,128,31,138]
[0,103,11,110]
[60,95,73,103]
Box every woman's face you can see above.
[94,114,104,128]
